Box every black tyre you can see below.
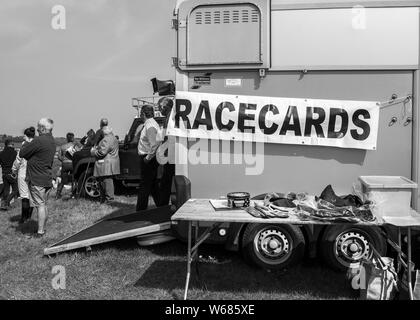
[241,223,306,270]
[319,225,387,271]
[77,168,101,199]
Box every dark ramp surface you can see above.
[44,206,173,255]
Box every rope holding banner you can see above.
[377,95,412,109]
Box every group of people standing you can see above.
[0,97,175,238]
[0,118,56,238]
[55,118,120,204]
[74,97,175,211]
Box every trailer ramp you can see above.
[44,206,173,255]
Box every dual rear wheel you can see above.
[241,223,386,271]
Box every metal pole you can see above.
[408,227,414,300]
[194,221,199,250]
[194,222,202,288]
[412,70,419,209]
[184,221,192,300]
[398,228,402,273]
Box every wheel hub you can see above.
[256,229,290,260]
[349,243,359,253]
[269,239,280,250]
[335,231,370,264]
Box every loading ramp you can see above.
[44,206,173,255]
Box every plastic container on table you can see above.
[358,176,418,218]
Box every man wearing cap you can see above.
[136,105,160,211]
[19,118,56,237]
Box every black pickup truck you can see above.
[73,116,165,198]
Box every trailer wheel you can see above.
[77,168,101,199]
[319,225,387,271]
[241,223,305,270]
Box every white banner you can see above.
[167,91,380,150]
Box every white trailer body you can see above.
[172,0,420,204]
[168,0,420,270]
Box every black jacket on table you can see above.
[0,146,17,175]
[19,133,56,187]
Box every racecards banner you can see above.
[167,91,380,150]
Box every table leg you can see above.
[195,222,199,246]
[408,227,414,300]
[397,228,402,273]
[184,221,192,300]
[194,222,200,280]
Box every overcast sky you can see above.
[0,0,176,138]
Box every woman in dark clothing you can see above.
[0,139,18,210]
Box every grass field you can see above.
[0,190,357,300]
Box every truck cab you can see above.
[72,97,169,198]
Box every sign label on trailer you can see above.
[225,78,242,87]
[193,76,211,85]
[167,91,380,150]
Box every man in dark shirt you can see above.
[56,132,76,199]
[0,140,18,210]
[20,118,56,237]
[93,118,108,146]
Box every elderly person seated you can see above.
[90,126,120,204]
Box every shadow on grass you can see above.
[13,219,38,235]
[134,258,356,300]
[9,214,21,223]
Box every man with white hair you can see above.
[19,118,56,238]
[91,125,120,203]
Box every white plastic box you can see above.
[358,176,418,218]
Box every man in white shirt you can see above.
[136,105,160,211]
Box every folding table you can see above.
[171,199,420,300]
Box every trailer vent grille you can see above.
[251,9,259,22]
[195,11,202,24]
[223,10,230,23]
[232,10,240,23]
[193,7,259,25]
[214,11,221,24]
[242,9,249,23]
[188,4,261,65]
